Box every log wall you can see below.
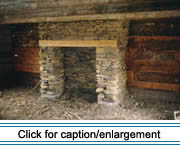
[0,0,180,24]
[127,18,180,102]
[10,24,40,86]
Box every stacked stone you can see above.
[40,47,64,99]
[96,47,122,105]
[96,21,129,105]
[39,21,128,41]
[117,21,129,49]
[38,20,129,105]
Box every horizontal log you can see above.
[14,56,39,65]
[0,1,179,15]
[129,18,180,36]
[14,48,40,57]
[127,71,134,81]
[127,71,180,83]
[127,59,180,67]
[177,52,180,61]
[14,64,40,73]
[128,87,180,103]
[1,0,177,7]
[1,10,180,24]
[129,36,180,41]
[127,48,178,61]
[39,40,118,48]
[135,72,180,84]
[127,65,180,74]
[127,80,180,91]
[128,36,180,50]
[126,59,180,74]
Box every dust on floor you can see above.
[0,87,179,120]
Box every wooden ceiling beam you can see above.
[1,10,180,24]
[0,0,180,24]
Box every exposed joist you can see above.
[39,40,118,48]
[1,10,180,24]
[0,0,176,6]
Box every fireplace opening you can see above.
[62,47,97,103]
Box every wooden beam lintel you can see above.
[39,40,118,48]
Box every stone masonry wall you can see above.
[39,20,128,40]
[40,47,64,99]
[96,47,127,105]
[39,20,129,104]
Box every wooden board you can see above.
[127,65,180,74]
[127,58,180,74]
[127,48,177,61]
[176,52,180,61]
[14,56,40,65]
[127,80,180,92]
[0,0,180,24]
[130,18,180,36]
[1,10,180,24]
[14,64,40,73]
[127,59,180,67]
[127,34,180,91]
[14,48,40,57]
[129,87,180,103]
[135,72,180,84]
[13,48,40,72]
[128,36,180,50]
[39,40,118,48]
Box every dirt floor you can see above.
[0,86,179,120]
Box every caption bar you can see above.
[18,129,161,140]
[0,121,180,145]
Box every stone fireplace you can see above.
[39,20,129,105]
[1,17,179,106]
